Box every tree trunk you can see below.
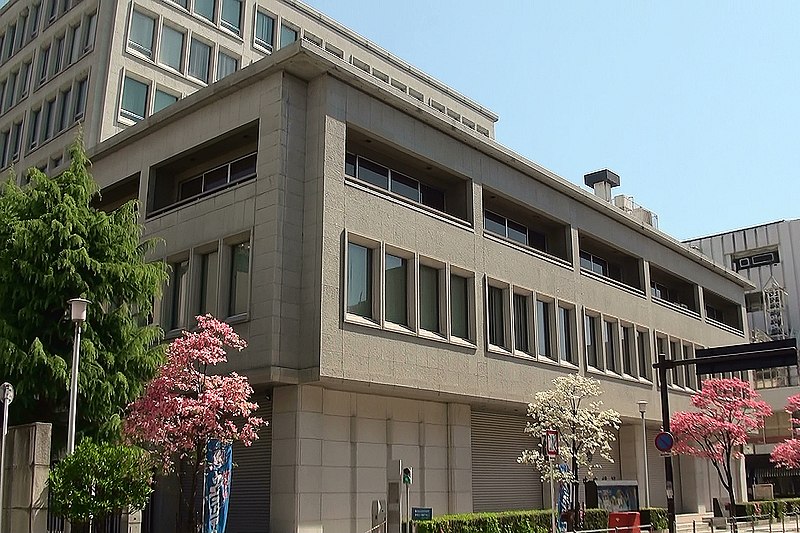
[571,452,579,531]
[187,444,203,533]
[725,455,738,533]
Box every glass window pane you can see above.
[199,251,218,315]
[420,184,445,211]
[345,152,356,177]
[220,0,241,34]
[230,154,256,182]
[537,300,552,359]
[159,26,184,71]
[357,158,389,189]
[129,11,155,57]
[604,321,617,373]
[228,243,250,316]
[188,38,210,83]
[170,260,189,329]
[390,172,419,202]
[450,274,468,340]
[280,24,298,48]
[513,294,528,353]
[622,327,634,376]
[347,243,372,318]
[484,211,506,237]
[507,219,528,245]
[488,286,504,347]
[255,11,275,49]
[194,0,214,21]
[73,77,87,119]
[585,314,598,369]
[558,307,573,364]
[385,254,407,326]
[179,176,202,200]
[153,90,178,113]
[216,51,237,81]
[121,77,148,121]
[419,265,439,333]
[204,166,228,191]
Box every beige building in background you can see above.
[0,0,757,532]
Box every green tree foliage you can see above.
[0,141,168,442]
[48,439,154,524]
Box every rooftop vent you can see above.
[584,169,620,202]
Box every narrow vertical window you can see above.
[82,13,97,52]
[188,38,211,83]
[153,89,178,113]
[419,265,439,333]
[128,11,155,58]
[558,306,574,364]
[121,77,148,121]
[159,26,184,71]
[513,293,529,353]
[216,51,238,81]
[585,314,599,369]
[198,251,218,316]
[170,260,189,330]
[683,344,694,389]
[38,46,50,84]
[73,77,88,120]
[487,285,505,348]
[450,274,469,340]
[254,11,275,51]
[228,243,250,317]
[537,300,553,359]
[280,23,298,48]
[622,326,635,376]
[604,321,617,373]
[638,330,651,380]
[220,0,242,35]
[28,108,41,150]
[384,254,407,326]
[57,87,72,131]
[194,0,215,21]
[670,340,682,387]
[346,243,372,318]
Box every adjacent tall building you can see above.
[0,0,758,531]
[687,220,800,498]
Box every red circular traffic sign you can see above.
[654,431,674,452]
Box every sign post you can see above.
[0,383,14,533]
[402,466,413,532]
[546,429,559,533]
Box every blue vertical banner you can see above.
[556,463,571,533]
[205,439,233,533]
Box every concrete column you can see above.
[5,423,51,533]
[734,454,747,503]
[619,424,648,506]
[446,403,472,514]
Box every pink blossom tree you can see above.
[124,315,264,533]
[770,394,800,468]
[671,378,771,514]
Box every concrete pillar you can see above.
[4,423,51,533]
[734,454,747,503]
[446,403,472,514]
[619,424,648,506]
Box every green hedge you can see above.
[415,510,552,533]
[583,508,608,530]
[640,508,668,531]
[741,498,800,521]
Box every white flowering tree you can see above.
[519,374,621,521]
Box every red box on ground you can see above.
[608,511,641,533]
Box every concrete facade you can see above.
[687,220,800,497]
[0,1,758,532]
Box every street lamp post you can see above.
[0,382,14,533]
[66,298,90,455]
[638,400,650,508]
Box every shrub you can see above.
[48,440,153,524]
[582,508,609,530]
[641,508,668,531]
[415,509,552,533]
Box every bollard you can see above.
[693,520,697,533]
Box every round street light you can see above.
[638,400,650,508]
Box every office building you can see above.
[0,0,756,531]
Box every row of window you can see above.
[0,75,87,168]
[163,236,251,331]
[120,75,180,123]
[126,7,239,87]
[0,10,94,121]
[346,238,473,343]
[0,0,83,67]
[344,153,446,212]
[344,235,708,384]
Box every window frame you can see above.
[535,295,556,361]
[512,290,533,356]
[253,9,276,52]
[557,302,577,366]
[486,279,510,352]
[602,318,620,374]
[225,237,251,319]
[418,257,445,337]
[383,246,414,331]
[119,74,150,123]
[187,35,212,84]
[344,235,380,324]
[584,309,602,371]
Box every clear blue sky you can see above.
[304,1,799,241]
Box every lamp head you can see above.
[68,298,91,323]
[637,400,647,415]
[1,382,14,403]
